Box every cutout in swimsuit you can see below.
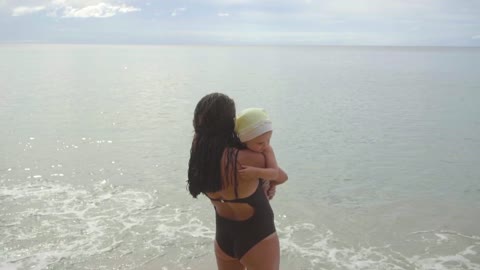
[207,180,276,259]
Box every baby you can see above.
[235,108,288,198]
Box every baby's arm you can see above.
[238,166,278,180]
[263,145,288,184]
[238,145,288,184]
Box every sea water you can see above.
[1,44,479,269]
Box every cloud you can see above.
[171,7,186,17]
[12,5,46,16]
[61,3,140,18]
[217,12,229,17]
[472,35,480,40]
[8,1,140,18]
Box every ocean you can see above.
[1,44,479,270]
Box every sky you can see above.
[0,0,479,46]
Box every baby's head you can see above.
[235,108,273,153]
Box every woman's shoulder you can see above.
[224,147,265,168]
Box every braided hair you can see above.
[187,93,243,198]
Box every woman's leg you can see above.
[239,233,280,270]
[214,240,245,270]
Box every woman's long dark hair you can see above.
[187,93,243,198]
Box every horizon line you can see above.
[1,41,480,49]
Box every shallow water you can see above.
[1,44,480,269]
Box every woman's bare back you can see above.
[206,148,266,221]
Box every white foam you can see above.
[278,223,480,270]
[435,233,448,243]
[178,217,215,238]
[410,252,477,270]
[1,180,211,269]
[3,179,478,270]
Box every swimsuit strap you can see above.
[207,180,262,203]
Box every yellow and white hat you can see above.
[235,108,272,142]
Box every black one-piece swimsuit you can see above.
[208,180,276,259]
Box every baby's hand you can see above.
[263,144,274,153]
[262,180,276,200]
[238,165,259,178]
[267,182,276,200]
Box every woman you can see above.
[187,93,288,270]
